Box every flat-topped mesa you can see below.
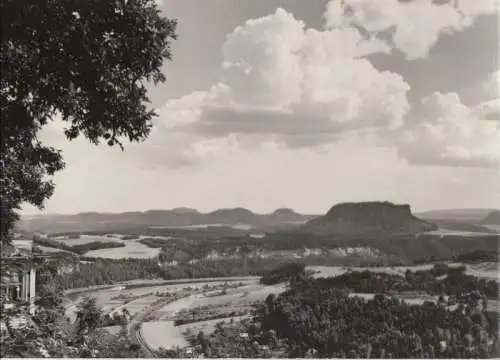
[300,201,437,235]
[326,201,412,223]
[480,210,500,225]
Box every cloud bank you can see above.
[325,0,496,60]
[42,0,500,169]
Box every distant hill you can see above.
[299,201,437,236]
[270,208,309,222]
[480,210,500,225]
[16,208,318,234]
[416,208,497,223]
[171,207,200,214]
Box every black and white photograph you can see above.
[1,0,499,358]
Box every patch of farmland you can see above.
[56,235,123,246]
[155,294,202,319]
[89,281,244,315]
[37,245,76,254]
[179,284,287,313]
[141,321,188,350]
[87,286,176,313]
[111,295,164,316]
[84,240,161,259]
[308,266,348,278]
[177,315,248,335]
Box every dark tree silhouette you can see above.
[1,0,177,242]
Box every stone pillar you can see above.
[29,267,36,315]
[21,271,28,301]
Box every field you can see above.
[177,315,249,335]
[52,234,170,259]
[67,279,258,320]
[152,283,286,321]
[140,283,286,350]
[37,245,75,254]
[84,240,161,259]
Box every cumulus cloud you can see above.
[479,70,500,102]
[396,92,500,167]
[41,0,493,170]
[152,6,410,157]
[324,0,496,60]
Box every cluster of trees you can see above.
[58,258,163,289]
[1,261,144,358]
[57,256,292,290]
[315,264,499,299]
[181,319,282,358]
[157,258,277,279]
[174,307,249,326]
[1,0,177,243]
[1,0,179,356]
[251,233,499,263]
[260,262,309,286]
[254,284,499,358]
[142,229,500,269]
[457,250,499,263]
[186,280,499,358]
[101,308,130,327]
[414,249,499,265]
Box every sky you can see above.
[23,0,500,216]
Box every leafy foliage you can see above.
[315,264,499,299]
[1,0,177,243]
[189,280,500,358]
[260,262,309,286]
[0,261,144,357]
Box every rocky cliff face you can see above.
[480,210,500,225]
[300,201,437,236]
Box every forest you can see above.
[185,277,500,358]
[317,265,499,299]
[56,256,290,289]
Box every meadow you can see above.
[139,282,287,350]
[84,240,161,259]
